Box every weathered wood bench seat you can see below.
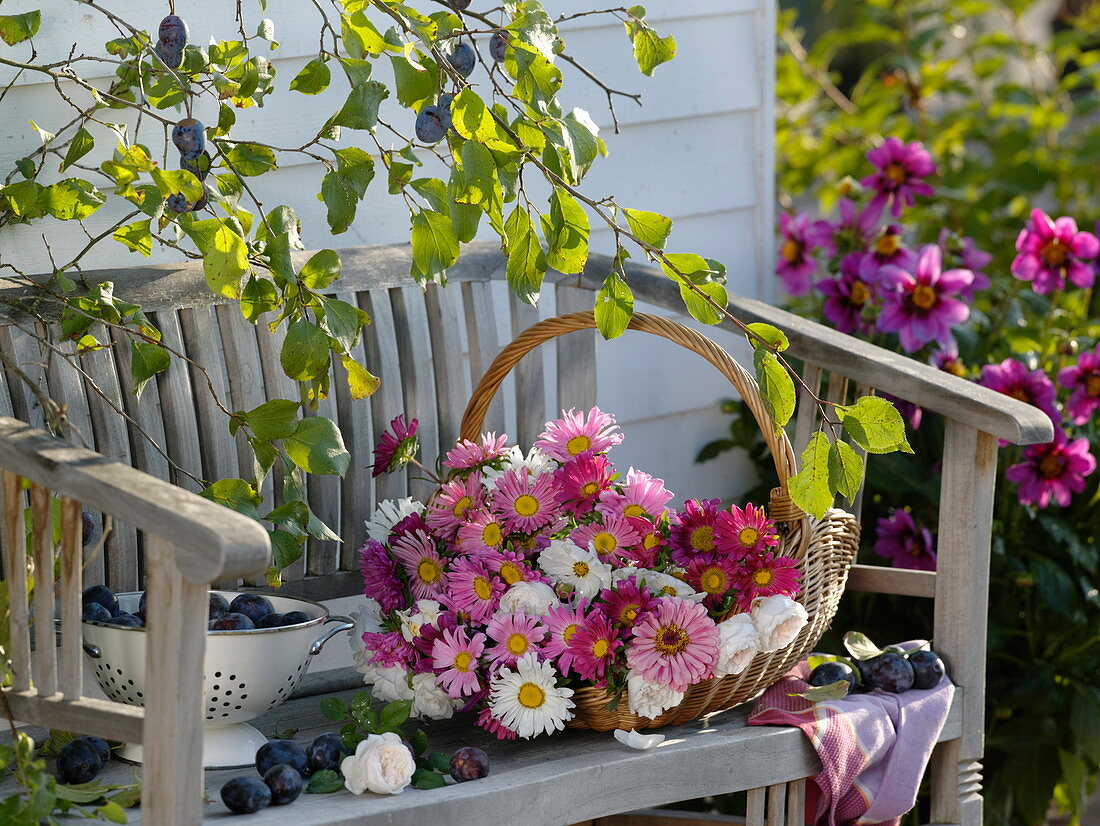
[0,242,1053,825]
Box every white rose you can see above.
[626,670,685,719]
[751,595,809,653]
[633,570,704,603]
[715,614,763,677]
[397,599,443,642]
[613,729,665,750]
[498,581,560,616]
[367,663,414,703]
[410,672,459,720]
[341,733,415,795]
[349,601,384,673]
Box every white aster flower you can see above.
[612,566,641,582]
[366,663,414,703]
[410,672,460,720]
[626,669,684,719]
[537,540,613,599]
[397,599,443,643]
[488,653,574,739]
[632,570,704,603]
[365,497,424,542]
[349,600,384,673]
[499,581,560,616]
[751,594,809,653]
[482,446,558,490]
[613,729,665,750]
[715,613,762,677]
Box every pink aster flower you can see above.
[939,229,992,300]
[363,630,415,668]
[567,613,622,682]
[668,498,723,566]
[1059,345,1100,425]
[555,454,615,515]
[484,612,546,666]
[432,626,487,697]
[978,359,1060,434]
[476,707,518,740]
[389,512,428,544]
[358,539,404,613]
[482,550,543,587]
[621,516,666,568]
[735,553,802,611]
[1006,429,1096,509]
[815,252,879,335]
[456,508,507,555]
[873,509,936,572]
[425,473,487,538]
[443,432,510,471]
[490,469,559,534]
[776,212,834,296]
[627,597,720,692]
[372,414,419,477]
[599,577,657,630]
[860,137,936,219]
[686,557,738,610]
[713,503,779,560]
[570,515,640,566]
[392,529,448,601]
[877,245,972,353]
[535,407,623,462]
[1011,209,1099,294]
[597,468,674,521]
[542,599,590,676]
[444,558,503,622]
[412,610,459,672]
[865,225,917,272]
[831,197,879,253]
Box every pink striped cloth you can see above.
[747,645,954,826]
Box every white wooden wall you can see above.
[0,0,774,503]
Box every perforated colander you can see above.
[81,590,352,769]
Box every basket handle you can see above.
[459,311,808,533]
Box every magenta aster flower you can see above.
[443,432,509,471]
[734,553,801,611]
[456,508,506,555]
[490,469,559,534]
[1006,430,1096,509]
[873,509,936,571]
[597,467,674,521]
[363,630,415,668]
[444,558,503,622]
[412,610,458,672]
[668,498,723,566]
[877,245,972,353]
[860,137,936,219]
[483,550,542,587]
[1059,346,1100,425]
[627,597,720,692]
[358,539,404,613]
[939,229,992,300]
[432,626,487,697]
[535,407,623,462]
[776,212,834,296]
[713,503,779,560]
[865,225,917,272]
[484,612,546,667]
[815,252,879,335]
[566,613,622,682]
[1011,209,1099,294]
[542,599,590,676]
[425,473,487,539]
[978,359,1060,431]
[621,516,666,568]
[831,197,879,253]
[554,454,615,515]
[392,529,448,601]
[372,414,419,477]
[599,577,657,630]
[389,512,429,545]
[686,557,738,610]
[475,708,518,740]
[570,515,640,566]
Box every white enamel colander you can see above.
[80,590,353,769]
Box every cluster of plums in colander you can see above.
[82,585,309,630]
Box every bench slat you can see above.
[390,286,439,504]
[425,284,468,455]
[460,280,505,436]
[509,294,544,448]
[362,289,407,507]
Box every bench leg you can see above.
[143,537,207,825]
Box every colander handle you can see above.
[310,616,355,656]
[55,618,102,658]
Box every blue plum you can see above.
[82,602,111,623]
[450,746,489,782]
[80,736,111,765]
[171,118,205,160]
[448,42,476,78]
[181,151,211,180]
[221,776,271,814]
[415,106,447,143]
[138,590,148,615]
[808,661,857,694]
[157,15,189,51]
[256,740,308,777]
[165,193,189,213]
[82,585,119,616]
[229,593,274,625]
[209,612,256,631]
[81,510,97,547]
[489,32,508,62]
[281,611,310,625]
[867,652,915,693]
[906,650,946,689]
[306,732,344,774]
[107,613,144,628]
[154,42,183,70]
[209,592,230,618]
[263,764,303,805]
[450,0,472,9]
[438,93,455,130]
[255,613,286,629]
[57,739,103,784]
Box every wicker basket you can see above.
[459,311,860,731]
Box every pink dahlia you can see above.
[686,557,738,610]
[627,597,720,692]
[815,252,879,335]
[978,359,1060,433]
[444,558,503,622]
[597,468,674,521]
[1011,209,1099,294]
[432,626,486,697]
[599,577,657,630]
[570,515,640,565]
[476,708,519,740]
[484,612,546,666]
[363,630,415,668]
[392,529,448,601]
[668,498,723,566]
[865,225,917,272]
[567,613,622,682]
[939,229,992,300]
[831,197,879,253]
[735,553,801,611]
[930,343,966,378]
[1006,430,1096,509]
[555,454,615,515]
[372,414,419,477]
[443,432,510,471]
[860,137,936,219]
[543,599,590,676]
[873,509,936,571]
[490,469,559,534]
[1058,345,1100,425]
[713,503,779,559]
[535,407,623,462]
[877,245,972,353]
[456,508,507,555]
[358,539,404,613]
[776,212,835,296]
[425,473,487,539]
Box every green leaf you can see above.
[202,221,249,299]
[410,210,459,284]
[306,769,344,794]
[42,179,105,220]
[330,81,389,131]
[130,341,170,400]
[284,417,351,476]
[623,208,672,250]
[544,188,589,274]
[827,440,864,501]
[240,275,279,321]
[788,680,851,702]
[453,141,501,211]
[752,348,796,428]
[317,295,369,351]
[225,143,277,176]
[290,57,331,94]
[843,631,883,661]
[342,356,380,400]
[151,168,204,203]
[199,478,263,519]
[837,396,913,455]
[300,249,341,289]
[0,11,41,46]
[411,769,447,790]
[679,280,727,325]
[269,529,304,573]
[408,729,428,758]
[746,322,789,352]
[98,800,129,824]
[113,219,153,257]
[320,147,377,234]
[594,272,634,340]
[426,751,451,773]
[60,128,95,172]
[320,696,348,721]
[789,431,833,519]
[624,15,676,76]
[280,319,330,381]
[1,179,44,218]
[504,206,547,304]
[378,699,412,731]
[389,54,439,110]
[246,398,301,440]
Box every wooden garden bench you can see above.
[0,242,1053,825]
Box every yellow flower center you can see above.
[849,280,870,306]
[911,284,937,310]
[417,558,442,585]
[780,238,801,263]
[517,682,546,709]
[700,567,728,594]
[690,525,715,552]
[473,575,493,601]
[507,632,529,655]
[453,650,473,672]
[654,623,689,656]
[572,561,590,578]
[592,638,610,658]
[752,569,775,587]
[562,623,579,643]
[1040,239,1068,267]
[1087,375,1100,397]
[643,533,660,550]
[945,360,966,378]
[884,163,907,184]
[1009,388,1030,403]
[452,495,473,518]
[592,532,617,556]
[623,503,646,518]
[1039,453,1066,479]
[481,522,503,547]
[738,526,760,547]
[876,234,901,255]
[500,561,523,585]
[514,494,540,517]
[566,435,592,455]
[619,604,639,624]
[660,585,677,597]
[580,481,600,496]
